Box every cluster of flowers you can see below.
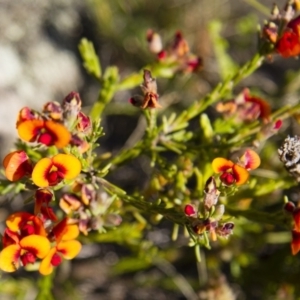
[184,149,261,241]
[0,92,121,275]
[262,0,300,57]
[146,30,202,73]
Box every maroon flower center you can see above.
[220,172,235,185]
[21,251,36,266]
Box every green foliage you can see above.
[78,38,102,80]
[3,1,300,299]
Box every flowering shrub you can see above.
[3,0,300,298]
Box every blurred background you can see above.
[1,0,300,299]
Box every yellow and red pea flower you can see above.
[0,213,81,274]
[212,157,249,186]
[39,218,81,275]
[17,119,71,148]
[0,212,51,273]
[3,150,32,181]
[51,218,80,242]
[212,149,260,186]
[32,153,81,188]
[5,211,47,237]
[0,234,51,272]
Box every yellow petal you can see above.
[17,119,44,142]
[32,158,52,187]
[0,244,21,272]
[6,212,33,231]
[20,235,51,259]
[212,158,234,173]
[39,247,56,276]
[52,154,81,179]
[44,121,71,148]
[57,240,82,259]
[61,224,80,241]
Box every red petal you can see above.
[291,230,300,255]
[276,31,300,58]
[294,209,300,231]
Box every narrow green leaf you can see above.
[78,38,102,79]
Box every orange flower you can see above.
[32,154,81,187]
[0,212,50,273]
[212,149,260,186]
[17,119,71,148]
[39,218,81,275]
[6,212,47,237]
[3,150,32,181]
[0,235,51,272]
[212,158,249,186]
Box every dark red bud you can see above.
[284,201,296,213]
[184,204,196,216]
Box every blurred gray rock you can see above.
[0,0,84,157]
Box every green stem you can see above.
[89,66,119,120]
[35,273,55,300]
[226,206,289,227]
[174,54,264,127]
